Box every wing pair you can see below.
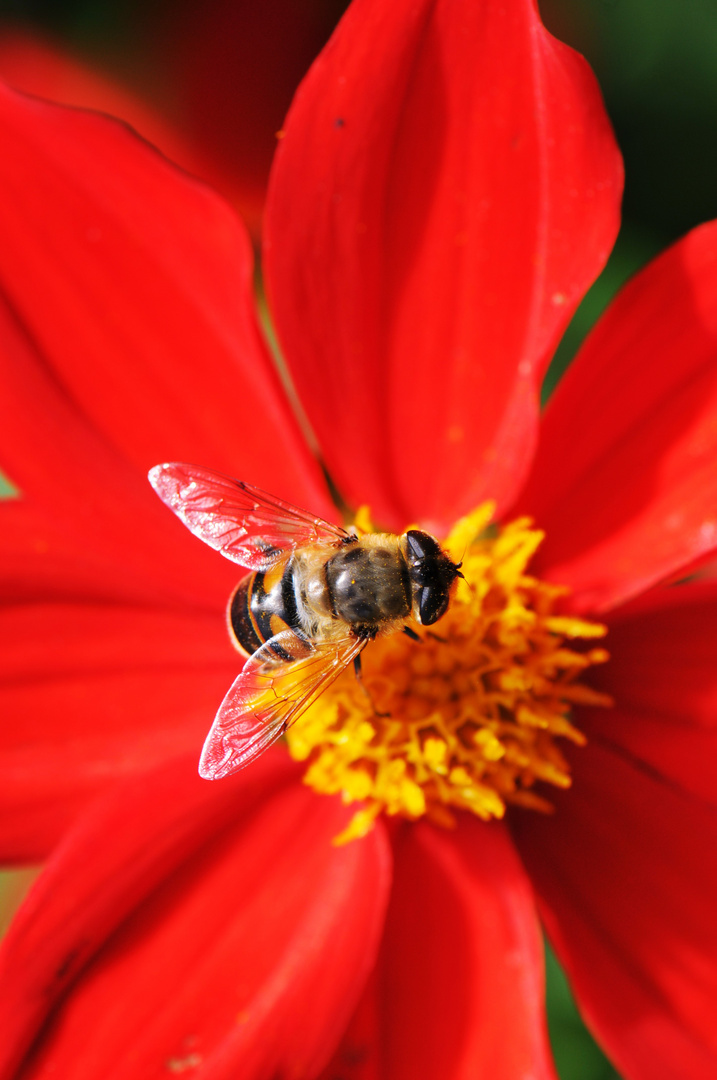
[149,463,364,778]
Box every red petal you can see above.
[0,601,237,862]
[315,969,382,1080]
[513,738,717,1078]
[0,758,391,1080]
[149,0,354,235]
[520,221,717,612]
[0,82,330,512]
[264,0,622,530]
[577,580,717,807]
[0,500,107,602]
[0,295,243,611]
[322,819,557,1080]
[0,29,209,184]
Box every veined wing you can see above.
[198,629,366,780]
[148,463,348,570]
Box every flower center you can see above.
[286,505,611,844]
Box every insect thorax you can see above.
[324,537,411,630]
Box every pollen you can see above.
[285,505,612,844]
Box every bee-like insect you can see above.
[149,463,463,781]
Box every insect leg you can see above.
[353,651,390,717]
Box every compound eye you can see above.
[418,585,450,626]
[406,530,441,565]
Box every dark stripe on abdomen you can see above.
[228,575,263,656]
[228,556,304,660]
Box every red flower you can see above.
[0,1,716,1078]
[0,2,351,234]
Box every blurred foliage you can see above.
[542,0,717,246]
[0,469,19,497]
[0,2,715,1077]
[0,868,39,936]
[539,0,717,393]
[545,941,622,1079]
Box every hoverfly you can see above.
[149,463,462,780]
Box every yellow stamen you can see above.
[285,505,612,844]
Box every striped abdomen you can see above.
[227,555,300,657]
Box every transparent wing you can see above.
[198,629,366,779]
[148,462,348,570]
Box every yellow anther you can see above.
[423,737,449,769]
[352,505,374,535]
[285,504,611,843]
[473,728,505,760]
[400,779,426,817]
